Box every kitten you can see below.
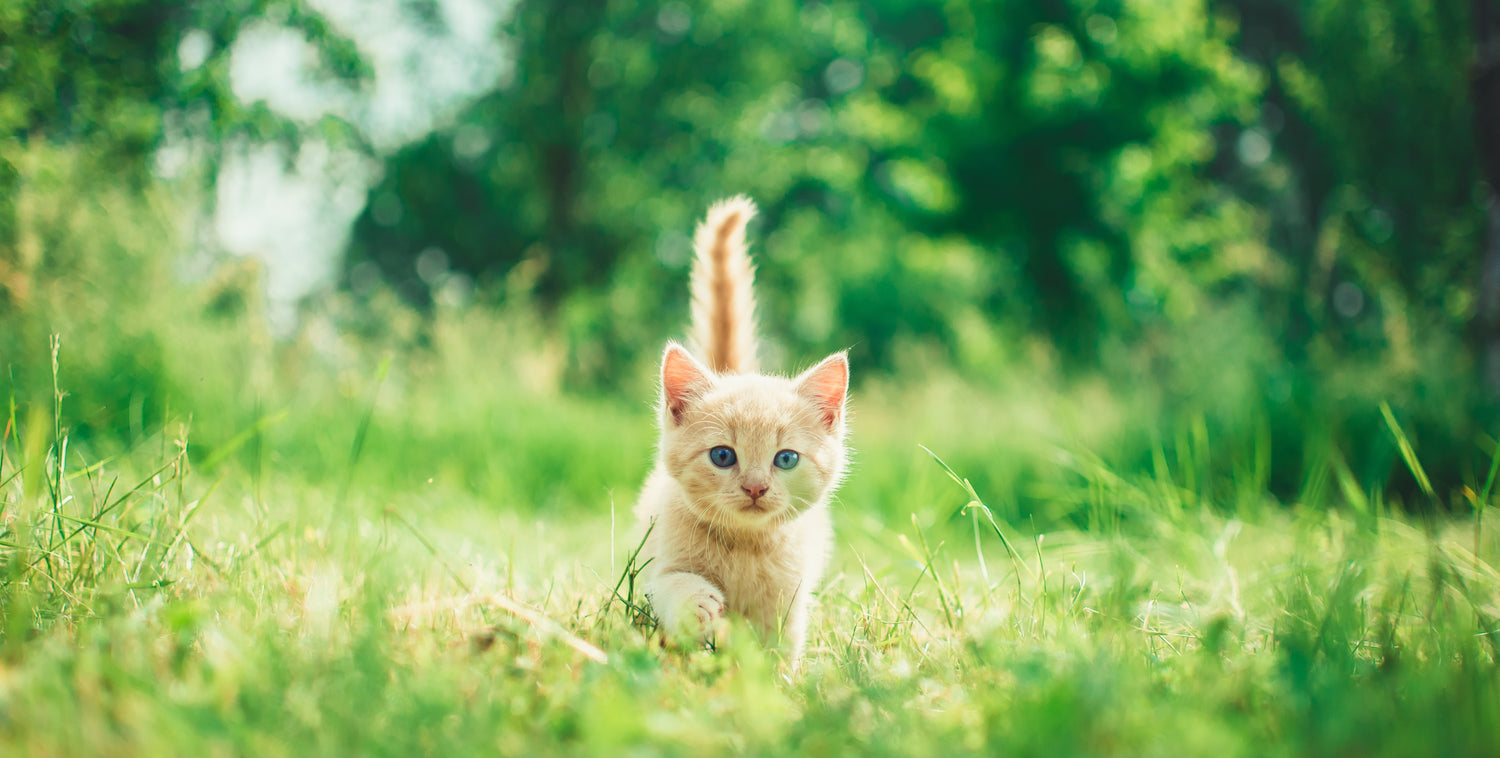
[635,196,849,663]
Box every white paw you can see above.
[687,586,726,633]
[650,573,730,645]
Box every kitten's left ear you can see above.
[795,351,849,429]
[662,342,714,425]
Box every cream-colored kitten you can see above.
[635,196,849,663]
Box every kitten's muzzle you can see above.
[740,481,771,513]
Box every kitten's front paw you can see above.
[653,573,729,645]
[687,586,726,634]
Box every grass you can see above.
[2,340,1499,757]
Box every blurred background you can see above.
[1,0,1495,521]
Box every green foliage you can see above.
[0,0,368,151]
[1281,0,1478,308]
[0,143,180,442]
[350,0,1268,369]
[0,0,369,316]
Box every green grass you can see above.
[2,346,1498,757]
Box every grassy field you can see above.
[2,333,1499,757]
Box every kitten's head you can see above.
[657,343,848,530]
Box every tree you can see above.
[347,0,1264,374]
[1473,0,1500,391]
[0,0,367,311]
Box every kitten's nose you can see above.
[742,482,768,499]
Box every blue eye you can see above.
[773,450,799,470]
[709,446,737,468]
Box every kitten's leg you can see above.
[649,571,726,642]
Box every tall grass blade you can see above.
[1474,439,1500,574]
[1380,402,1435,502]
[339,354,394,509]
[198,410,289,472]
[385,507,471,593]
[921,444,1031,586]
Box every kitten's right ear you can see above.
[661,342,713,425]
[795,351,849,430]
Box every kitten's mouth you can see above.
[741,501,769,513]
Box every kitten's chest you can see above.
[706,543,806,629]
[700,518,829,629]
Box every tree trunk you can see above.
[1472,0,1500,394]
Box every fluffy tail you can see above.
[689,196,759,374]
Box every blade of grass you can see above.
[338,354,393,510]
[0,398,10,522]
[50,512,169,546]
[163,477,222,565]
[49,335,66,552]
[1328,447,1370,515]
[1380,402,1435,503]
[385,507,471,593]
[62,455,118,482]
[392,592,609,664]
[1476,438,1500,573]
[907,514,956,629]
[918,441,1038,576]
[198,410,289,472]
[103,458,182,520]
[246,522,289,561]
[598,517,655,629]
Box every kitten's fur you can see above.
[636,196,849,662]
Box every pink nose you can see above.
[742,483,768,499]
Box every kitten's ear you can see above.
[795,351,849,429]
[661,342,713,424]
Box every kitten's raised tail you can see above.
[690,196,760,374]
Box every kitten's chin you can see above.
[720,498,788,527]
[735,499,807,528]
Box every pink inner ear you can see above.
[662,344,711,422]
[798,353,848,427]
